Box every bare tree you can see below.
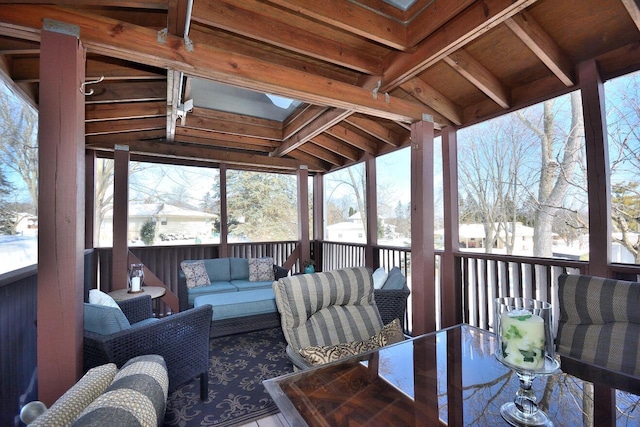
[517,91,585,257]
[0,85,38,210]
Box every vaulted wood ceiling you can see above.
[0,0,639,174]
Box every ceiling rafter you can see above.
[620,0,640,32]
[265,0,408,50]
[325,123,379,154]
[444,50,510,109]
[192,0,383,74]
[271,108,353,157]
[370,0,539,92]
[344,114,402,147]
[505,11,574,86]
[399,78,463,125]
[0,6,426,123]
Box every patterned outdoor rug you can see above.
[163,327,293,427]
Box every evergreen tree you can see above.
[225,170,297,241]
[140,219,156,245]
[0,168,15,234]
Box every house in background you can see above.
[101,203,217,245]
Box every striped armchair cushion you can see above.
[273,267,383,351]
[557,274,640,376]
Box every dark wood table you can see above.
[264,324,640,426]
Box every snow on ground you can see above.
[0,234,37,274]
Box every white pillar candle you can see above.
[500,310,545,370]
[131,276,141,292]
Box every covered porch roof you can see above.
[0,0,638,174]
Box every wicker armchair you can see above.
[374,284,411,332]
[84,295,212,400]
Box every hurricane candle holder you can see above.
[494,297,560,427]
[128,263,145,293]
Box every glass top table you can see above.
[264,324,640,426]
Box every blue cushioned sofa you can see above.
[178,257,288,337]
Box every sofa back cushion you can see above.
[248,257,275,281]
[229,258,250,280]
[73,354,168,427]
[84,303,131,335]
[30,363,118,427]
[204,258,231,282]
[557,274,640,376]
[273,266,383,351]
[180,260,211,289]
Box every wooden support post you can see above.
[112,145,129,290]
[313,174,324,270]
[298,166,311,265]
[578,60,611,277]
[441,127,462,327]
[365,153,378,269]
[411,119,436,335]
[84,150,95,250]
[219,164,228,257]
[37,22,85,405]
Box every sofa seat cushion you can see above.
[30,363,118,427]
[231,279,274,292]
[194,288,277,321]
[74,355,168,427]
[187,282,238,306]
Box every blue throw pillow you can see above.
[381,267,406,290]
[84,303,131,335]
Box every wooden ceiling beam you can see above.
[190,106,282,129]
[86,129,166,147]
[84,80,166,103]
[373,0,538,91]
[344,115,402,147]
[0,6,427,123]
[174,135,275,153]
[284,150,330,172]
[265,0,407,50]
[505,11,575,87]
[621,0,640,32]
[298,142,346,167]
[272,108,352,157]
[85,101,166,121]
[406,0,475,47]
[325,124,378,155]
[175,127,280,148]
[283,105,328,140]
[185,112,283,140]
[444,50,510,109]
[166,69,180,142]
[311,133,360,162]
[85,116,165,136]
[400,78,463,125]
[192,0,382,74]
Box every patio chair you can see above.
[557,274,640,378]
[83,294,212,400]
[273,266,393,370]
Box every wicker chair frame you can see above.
[84,295,212,400]
[374,285,411,332]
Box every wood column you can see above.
[578,60,611,278]
[219,164,228,257]
[441,127,462,327]
[84,150,95,250]
[297,166,311,264]
[364,153,378,269]
[112,145,129,290]
[313,174,324,270]
[411,119,436,335]
[37,22,85,405]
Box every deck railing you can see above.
[4,240,639,425]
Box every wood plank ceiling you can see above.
[0,0,639,173]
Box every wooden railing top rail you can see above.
[454,251,588,270]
